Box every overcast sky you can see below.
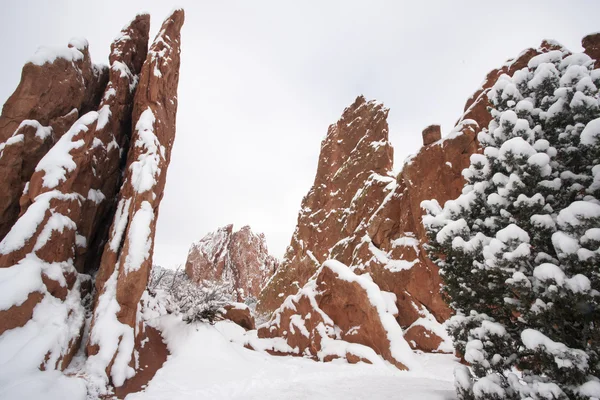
[1,1,599,268]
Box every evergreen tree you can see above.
[423,49,600,399]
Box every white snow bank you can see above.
[125,317,458,400]
[0,275,85,376]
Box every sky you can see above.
[0,1,599,268]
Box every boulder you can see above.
[186,225,279,301]
[257,260,417,370]
[422,124,441,146]
[222,302,255,330]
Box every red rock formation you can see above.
[223,302,256,330]
[257,260,417,370]
[258,96,393,313]
[0,15,149,373]
[186,224,279,301]
[583,33,600,68]
[422,125,441,146]
[258,40,568,352]
[0,39,109,242]
[87,9,184,389]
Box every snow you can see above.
[0,369,86,400]
[577,380,600,398]
[0,254,43,310]
[499,137,536,160]
[557,201,600,227]
[35,111,99,188]
[109,198,132,252]
[124,201,155,274]
[96,104,112,131]
[496,223,530,243]
[0,275,85,385]
[87,189,106,204]
[123,318,458,400]
[581,117,600,145]
[130,107,163,194]
[533,263,565,283]
[0,190,80,255]
[28,43,85,66]
[521,329,589,371]
[86,268,136,389]
[527,50,563,69]
[17,120,53,140]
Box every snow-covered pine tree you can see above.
[423,48,600,399]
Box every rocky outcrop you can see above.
[257,260,417,370]
[258,96,393,313]
[0,15,150,374]
[223,302,255,330]
[257,39,569,352]
[0,39,109,242]
[0,9,183,396]
[87,9,184,389]
[583,33,600,68]
[186,225,279,301]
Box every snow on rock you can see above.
[186,224,279,302]
[88,9,183,391]
[257,260,418,371]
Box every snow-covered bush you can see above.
[423,49,600,399]
[148,265,233,324]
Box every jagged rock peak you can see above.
[257,96,395,315]
[87,9,184,390]
[186,224,279,302]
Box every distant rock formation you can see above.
[0,9,184,395]
[185,224,279,301]
[257,38,580,354]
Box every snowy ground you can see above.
[128,317,459,400]
[0,317,459,399]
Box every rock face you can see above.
[88,9,184,389]
[257,39,570,353]
[0,10,183,395]
[185,225,279,301]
